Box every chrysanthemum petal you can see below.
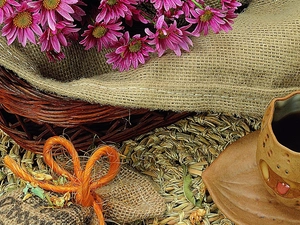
[59,2,75,14]
[57,7,74,21]
[57,33,68,46]
[31,24,43,36]
[50,35,61,52]
[6,30,17,45]
[25,28,36,44]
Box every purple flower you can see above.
[0,0,240,68]
[39,21,80,53]
[96,0,138,23]
[125,5,149,26]
[221,0,242,10]
[70,0,86,22]
[2,1,42,46]
[0,0,20,24]
[220,0,241,32]
[46,50,66,62]
[150,0,183,11]
[28,0,78,30]
[80,21,123,51]
[186,6,226,36]
[145,15,193,57]
[220,8,237,32]
[158,6,184,20]
[106,31,155,71]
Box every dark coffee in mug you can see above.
[272,112,300,153]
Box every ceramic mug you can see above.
[257,91,300,209]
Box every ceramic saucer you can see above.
[202,131,300,225]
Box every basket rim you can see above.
[0,66,193,153]
[0,66,153,127]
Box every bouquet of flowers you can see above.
[0,0,241,71]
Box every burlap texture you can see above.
[96,164,166,223]
[0,189,93,225]
[60,157,167,224]
[0,0,299,116]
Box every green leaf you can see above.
[22,183,31,195]
[44,193,53,206]
[183,165,203,207]
[31,186,45,200]
[183,165,196,205]
[183,174,197,205]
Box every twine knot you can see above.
[4,136,120,225]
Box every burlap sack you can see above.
[96,164,166,223]
[0,0,299,116]
[59,157,167,224]
[0,189,93,225]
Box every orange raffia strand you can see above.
[3,136,121,225]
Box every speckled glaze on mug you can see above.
[257,91,300,209]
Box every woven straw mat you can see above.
[0,112,262,224]
[0,0,299,116]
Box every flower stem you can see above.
[190,0,204,9]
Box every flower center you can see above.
[200,10,213,22]
[129,40,142,53]
[43,0,61,10]
[158,30,168,39]
[92,26,107,38]
[13,11,33,28]
[0,0,6,8]
[107,0,117,6]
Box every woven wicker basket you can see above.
[0,66,192,154]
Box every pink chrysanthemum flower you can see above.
[220,8,237,32]
[158,6,184,20]
[106,31,154,71]
[96,0,138,23]
[0,0,20,24]
[145,15,193,57]
[181,0,204,16]
[221,0,242,10]
[70,0,86,22]
[46,50,65,62]
[125,6,149,26]
[39,21,80,53]
[219,0,241,32]
[1,1,42,46]
[150,0,183,11]
[186,6,226,36]
[28,0,78,31]
[80,21,123,51]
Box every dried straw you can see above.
[0,112,262,224]
[119,112,261,225]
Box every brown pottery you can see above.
[257,91,300,209]
[202,91,300,225]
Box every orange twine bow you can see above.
[3,136,120,225]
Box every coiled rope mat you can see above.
[0,112,261,224]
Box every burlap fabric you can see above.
[96,165,166,223]
[0,189,94,225]
[59,157,167,224]
[0,0,299,116]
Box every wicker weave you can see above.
[0,66,192,153]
